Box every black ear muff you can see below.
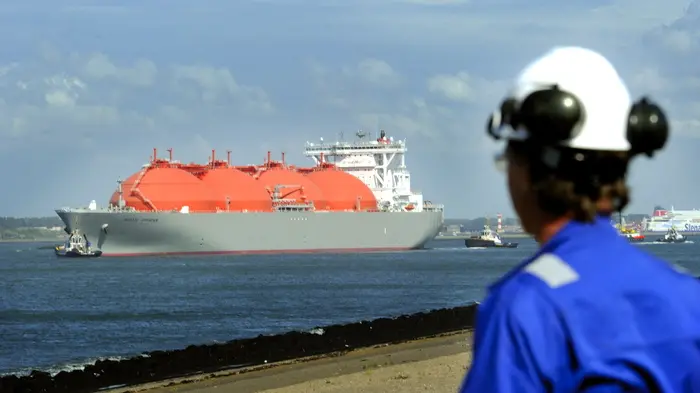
[486,98,518,139]
[627,97,669,157]
[519,85,584,144]
[486,113,500,140]
[485,85,584,145]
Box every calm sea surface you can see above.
[1,238,699,375]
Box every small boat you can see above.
[656,226,687,243]
[612,214,645,242]
[618,227,645,242]
[55,231,102,258]
[465,225,518,248]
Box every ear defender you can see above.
[486,87,670,158]
[517,86,583,144]
[487,98,516,140]
[627,97,669,158]
[486,85,584,144]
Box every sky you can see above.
[0,0,697,218]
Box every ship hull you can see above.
[55,248,103,258]
[647,220,700,232]
[55,209,444,257]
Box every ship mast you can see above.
[117,178,124,208]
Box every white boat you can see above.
[645,206,700,232]
[55,231,103,258]
[656,226,687,244]
[464,225,518,248]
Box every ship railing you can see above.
[272,198,316,212]
[213,208,272,213]
[274,205,315,212]
[74,207,277,214]
[304,145,406,154]
[305,141,405,149]
[175,208,273,213]
[57,206,138,213]
[424,204,445,211]
[271,198,313,205]
[107,205,137,212]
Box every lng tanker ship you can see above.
[55,130,445,256]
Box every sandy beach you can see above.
[111,331,473,393]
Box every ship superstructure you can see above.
[304,129,425,212]
[55,130,444,257]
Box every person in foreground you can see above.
[459,46,700,392]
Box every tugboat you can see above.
[656,226,687,243]
[55,231,103,258]
[465,225,518,248]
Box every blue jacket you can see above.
[460,216,700,392]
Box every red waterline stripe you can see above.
[103,246,415,257]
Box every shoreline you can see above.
[114,331,472,393]
[435,231,700,240]
[0,238,61,243]
[0,304,478,393]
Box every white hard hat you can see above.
[486,46,668,156]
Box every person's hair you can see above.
[509,142,630,222]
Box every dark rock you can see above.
[0,303,478,393]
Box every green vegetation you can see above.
[443,212,646,234]
[0,216,64,241]
[444,217,520,232]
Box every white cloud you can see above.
[393,0,470,4]
[45,89,77,107]
[649,1,700,54]
[82,53,157,86]
[299,0,700,216]
[427,72,473,102]
[0,0,699,217]
[171,65,273,112]
[343,58,401,87]
[672,119,700,138]
[0,49,273,141]
[660,29,695,53]
[311,59,482,141]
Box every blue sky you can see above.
[0,0,697,218]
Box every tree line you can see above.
[0,216,63,230]
[444,217,520,231]
[447,213,648,232]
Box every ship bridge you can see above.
[304,129,432,212]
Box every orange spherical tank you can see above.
[306,169,377,211]
[201,168,273,212]
[109,167,221,212]
[257,168,328,209]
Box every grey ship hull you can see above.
[55,209,444,257]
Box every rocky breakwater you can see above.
[0,304,478,393]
